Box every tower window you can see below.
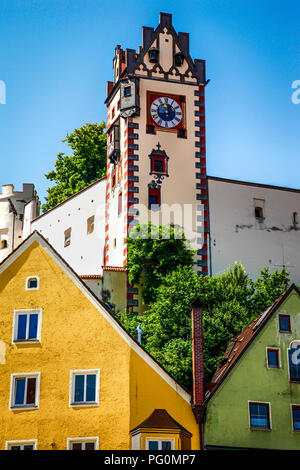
[148,47,159,63]
[148,187,161,209]
[124,85,131,97]
[147,125,155,134]
[178,128,186,138]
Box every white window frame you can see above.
[69,369,100,407]
[145,438,175,450]
[5,439,37,450]
[25,276,40,291]
[9,372,41,410]
[12,309,42,344]
[67,436,99,450]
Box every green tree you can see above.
[126,222,196,305]
[117,260,290,391]
[42,122,107,212]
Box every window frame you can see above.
[266,347,280,369]
[25,276,40,291]
[12,309,42,344]
[145,438,175,450]
[10,372,40,410]
[67,436,99,450]
[5,439,37,450]
[69,369,100,407]
[248,401,271,431]
[279,314,291,333]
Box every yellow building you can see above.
[0,231,199,450]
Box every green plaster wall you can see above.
[205,290,300,450]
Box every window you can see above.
[293,212,299,227]
[292,406,300,431]
[178,128,186,138]
[288,342,300,382]
[249,402,271,430]
[147,125,155,134]
[148,187,161,209]
[10,373,40,409]
[26,276,39,290]
[124,85,131,97]
[13,309,41,343]
[87,216,95,235]
[0,239,7,249]
[279,314,291,332]
[64,228,71,247]
[146,439,174,450]
[70,370,100,406]
[67,437,99,450]
[6,440,37,450]
[267,348,280,368]
[118,191,122,215]
[255,206,264,219]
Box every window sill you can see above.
[250,427,271,432]
[70,402,98,407]
[11,405,38,410]
[13,339,40,344]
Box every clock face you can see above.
[150,96,183,128]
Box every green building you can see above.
[204,284,300,450]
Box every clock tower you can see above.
[104,13,209,309]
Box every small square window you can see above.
[292,406,300,431]
[70,370,100,406]
[26,276,39,290]
[249,402,271,430]
[178,128,186,138]
[154,160,164,172]
[13,309,41,343]
[10,373,40,409]
[267,348,279,368]
[279,314,291,332]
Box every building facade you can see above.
[204,285,300,450]
[0,231,199,450]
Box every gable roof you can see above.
[205,284,300,404]
[130,409,192,436]
[0,230,191,403]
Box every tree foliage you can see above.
[42,122,107,212]
[118,228,290,391]
[126,223,196,304]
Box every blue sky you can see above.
[0,0,299,204]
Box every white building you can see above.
[23,177,106,276]
[0,183,40,263]
[208,177,300,283]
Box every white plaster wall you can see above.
[30,179,106,275]
[208,178,300,284]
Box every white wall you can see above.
[208,177,300,284]
[29,179,106,275]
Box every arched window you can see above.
[288,341,300,382]
[26,276,39,291]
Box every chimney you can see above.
[191,298,205,404]
[190,298,206,449]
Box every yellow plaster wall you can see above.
[129,350,200,450]
[0,240,199,450]
[0,241,132,450]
